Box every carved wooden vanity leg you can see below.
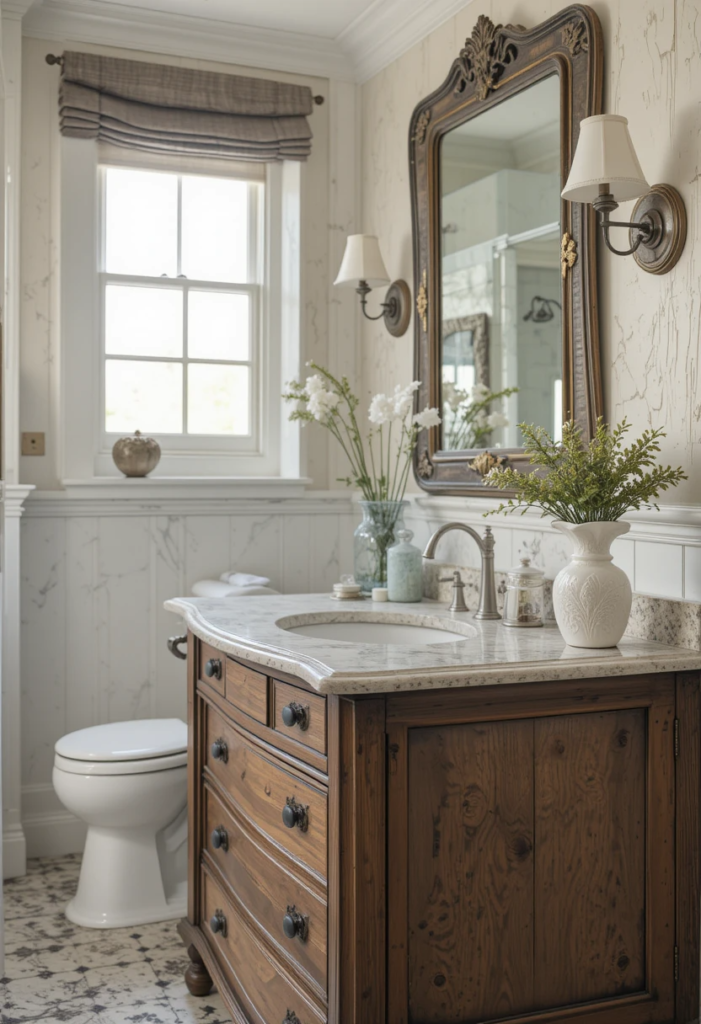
[184,943,213,996]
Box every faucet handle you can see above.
[439,570,464,585]
[439,570,468,613]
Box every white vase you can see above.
[552,521,632,649]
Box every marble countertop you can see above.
[165,594,701,695]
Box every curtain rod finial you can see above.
[46,54,64,67]
[313,94,324,106]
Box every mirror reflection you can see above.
[440,75,562,452]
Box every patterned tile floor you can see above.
[2,855,231,1024]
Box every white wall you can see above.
[360,0,701,591]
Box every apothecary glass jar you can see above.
[353,500,408,593]
[502,557,545,627]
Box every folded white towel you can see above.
[218,570,271,588]
[191,580,279,598]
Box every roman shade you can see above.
[59,51,314,162]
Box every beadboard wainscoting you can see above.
[19,491,356,860]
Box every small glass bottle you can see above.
[387,529,423,603]
[502,557,545,627]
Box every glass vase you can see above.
[353,500,408,593]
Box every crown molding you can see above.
[2,0,36,20]
[22,0,475,83]
[340,0,474,82]
[22,0,355,80]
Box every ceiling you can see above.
[22,0,471,82]
[94,0,379,39]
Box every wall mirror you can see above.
[410,5,603,494]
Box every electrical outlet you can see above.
[22,432,45,456]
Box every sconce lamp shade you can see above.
[561,114,648,203]
[334,234,390,287]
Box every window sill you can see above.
[55,476,313,501]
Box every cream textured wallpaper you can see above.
[360,0,701,503]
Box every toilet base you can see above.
[65,890,187,929]
[67,822,187,929]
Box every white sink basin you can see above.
[278,613,477,646]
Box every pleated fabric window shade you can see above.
[58,51,314,162]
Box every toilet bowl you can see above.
[53,718,188,929]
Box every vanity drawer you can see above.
[225,657,268,724]
[272,681,327,755]
[198,642,226,696]
[203,867,326,1024]
[204,784,327,991]
[205,705,328,879]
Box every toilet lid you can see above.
[55,719,187,762]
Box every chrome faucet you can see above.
[423,523,501,620]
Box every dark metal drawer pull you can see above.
[204,658,222,681]
[281,702,309,731]
[209,909,227,937]
[210,738,228,763]
[211,826,228,851]
[167,634,187,660]
[282,905,308,942]
[281,797,308,832]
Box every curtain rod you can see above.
[45,54,325,104]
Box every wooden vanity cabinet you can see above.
[179,633,701,1024]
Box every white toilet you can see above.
[53,718,188,929]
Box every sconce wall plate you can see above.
[630,184,687,275]
[383,280,412,337]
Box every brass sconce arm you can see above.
[592,187,658,258]
[354,279,411,337]
[356,280,395,322]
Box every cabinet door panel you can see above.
[534,710,646,1007]
[407,720,535,1022]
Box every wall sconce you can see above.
[562,114,687,275]
[334,234,411,336]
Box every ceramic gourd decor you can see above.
[486,419,686,649]
[112,430,161,477]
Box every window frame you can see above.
[59,137,303,483]
[98,164,263,453]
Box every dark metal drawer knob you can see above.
[211,826,228,851]
[204,658,222,681]
[209,909,227,936]
[281,702,309,731]
[281,797,308,832]
[282,905,308,941]
[210,738,228,762]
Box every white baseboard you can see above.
[21,784,86,860]
[3,823,27,880]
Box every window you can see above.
[100,166,262,445]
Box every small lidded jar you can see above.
[502,557,545,627]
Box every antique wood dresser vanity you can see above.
[167,594,701,1024]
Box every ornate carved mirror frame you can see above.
[410,4,603,494]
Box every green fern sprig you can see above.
[485,418,686,523]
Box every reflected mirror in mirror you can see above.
[440,75,562,452]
